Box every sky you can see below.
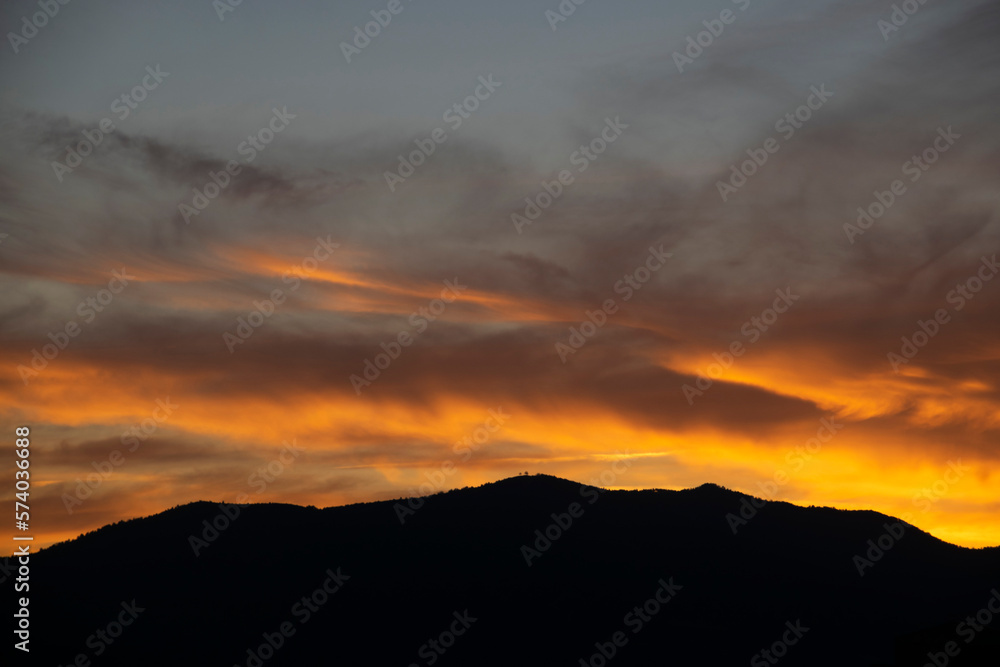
[1,0,998,551]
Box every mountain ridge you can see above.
[36,474,995,556]
[19,474,1000,666]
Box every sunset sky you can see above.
[1,0,998,552]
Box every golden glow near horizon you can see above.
[4,350,1000,552]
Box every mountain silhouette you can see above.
[14,474,1000,666]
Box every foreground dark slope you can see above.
[22,475,1000,666]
